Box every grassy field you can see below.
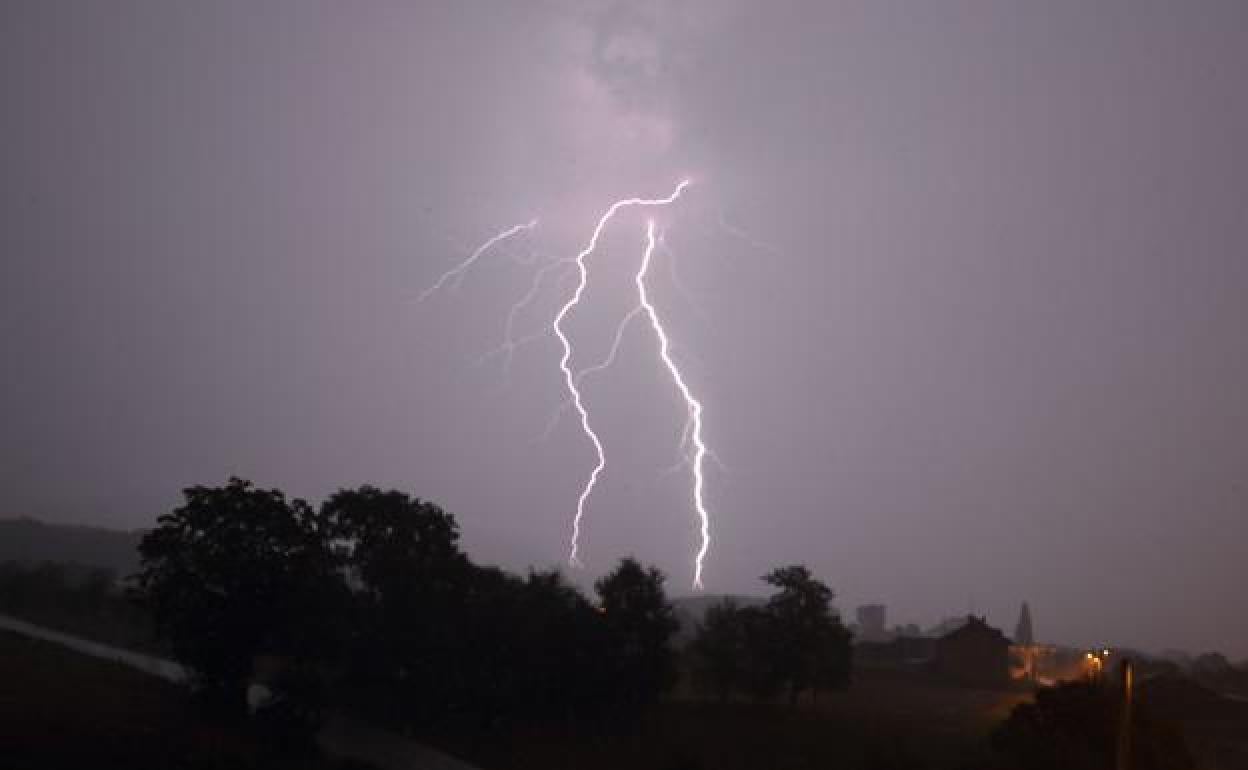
[0,630,364,770]
[425,669,1031,770]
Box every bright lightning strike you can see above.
[555,180,691,572]
[419,179,718,589]
[416,219,538,303]
[637,219,712,590]
[537,306,642,443]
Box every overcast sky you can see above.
[3,1,1246,658]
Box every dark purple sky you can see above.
[3,1,1246,657]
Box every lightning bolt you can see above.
[717,209,781,256]
[537,306,642,443]
[477,256,576,379]
[637,219,711,589]
[658,230,708,321]
[417,180,717,589]
[556,180,691,570]
[416,219,538,303]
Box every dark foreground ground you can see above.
[6,626,1246,770]
[414,668,1248,770]
[422,670,1030,770]
[0,626,1027,770]
[0,630,367,770]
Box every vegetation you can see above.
[595,557,681,708]
[0,618,1021,770]
[688,565,852,704]
[131,478,686,741]
[688,597,747,702]
[15,476,1226,769]
[992,679,1194,770]
[134,479,346,718]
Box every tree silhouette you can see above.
[689,598,747,701]
[760,565,852,704]
[687,566,851,704]
[133,478,342,716]
[595,557,680,708]
[130,479,698,731]
[992,679,1194,770]
[320,485,470,720]
[461,567,611,721]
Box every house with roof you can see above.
[934,615,1012,687]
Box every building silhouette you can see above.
[934,615,1012,687]
[1014,601,1034,646]
[855,604,888,643]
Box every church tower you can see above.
[1014,601,1034,646]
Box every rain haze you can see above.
[3,0,1247,661]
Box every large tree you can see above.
[133,478,343,714]
[319,486,470,716]
[320,486,465,598]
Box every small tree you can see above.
[595,557,680,708]
[690,599,747,701]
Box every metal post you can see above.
[1116,658,1133,770]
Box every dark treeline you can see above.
[131,478,853,743]
[2,480,1211,769]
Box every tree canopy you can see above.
[134,478,342,714]
[595,557,680,707]
[132,478,688,733]
[689,565,852,704]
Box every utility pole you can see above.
[1116,658,1134,770]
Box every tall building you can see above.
[1014,601,1034,646]
[856,604,888,642]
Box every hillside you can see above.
[0,518,143,575]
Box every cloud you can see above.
[537,0,743,177]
